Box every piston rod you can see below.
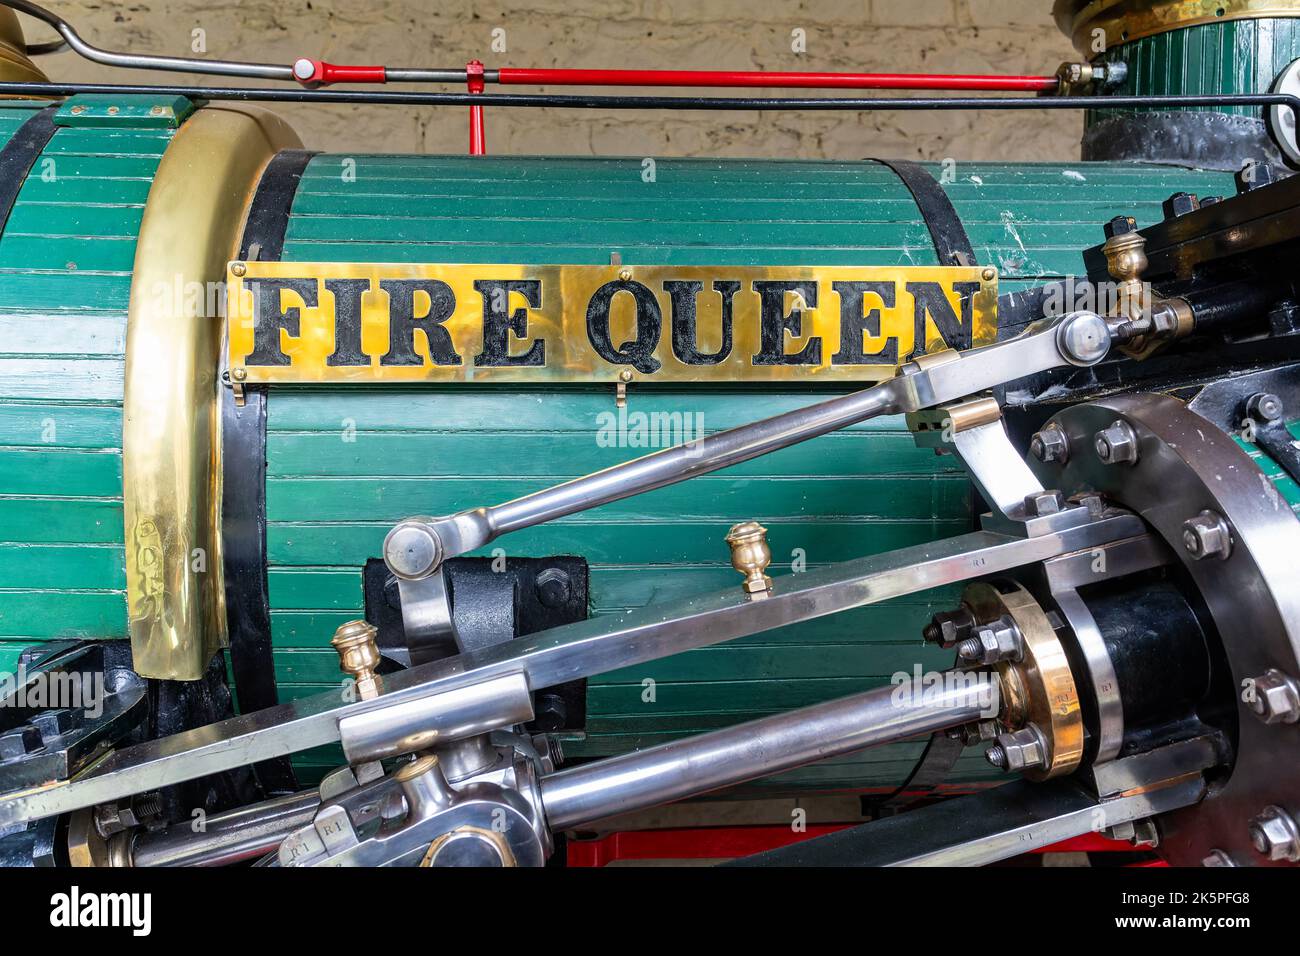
[128,790,321,868]
[541,674,997,830]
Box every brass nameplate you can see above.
[226,262,997,384]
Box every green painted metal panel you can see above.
[0,102,174,653]
[1090,17,1300,123]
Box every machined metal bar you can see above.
[129,790,321,868]
[541,674,997,830]
[0,514,1145,828]
[0,82,1296,115]
[391,313,1112,571]
[731,775,1206,867]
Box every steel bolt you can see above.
[991,725,1046,772]
[1245,392,1284,423]
[1235,161,1276,194]
[1103,215,1137,238]
[1202,849,1236,867]
[1181,510,1232,561]
[923,606,977,649]
[959,617,1023,665]
[1247,806,1300,862]
[1023,490,1067,518]
[1245,669,1300,724]
[984,743,1008,769]
[1029,423,1070,464]
[1162,192,1199,218]
[1094,420,1139,465]
[535,567,572,609]
[981,267,997,282]
[230,261,247,277]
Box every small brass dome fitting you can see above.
[726,521,773,597]
[331,619,382,700]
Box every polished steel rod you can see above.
[129,790,322,867]
[540,673,996,830]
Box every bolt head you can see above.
[1029,424,1069,464]
[1247,669,1300,724]
[1246,392,1284,423]
[1104,215,1137,239]
[1248,806,1300,862]
[535,567,572,608]
[1181,509,1232,560]
[293,58,316,81]
[1094,420,1139,465]
[1235,161,1276,194]
[383,522,443,579]
[1162,192,1199,218]
[1024,490,1067,517]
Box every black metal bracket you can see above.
[363,556,589,733]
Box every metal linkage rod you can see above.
[541,673,996,830]
[129,791,321,868]
[0,82,1297,115]
[0,512,1145,828]
[385,312,1113,577]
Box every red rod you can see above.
[496,68,1059,92]
[467,59,487,155]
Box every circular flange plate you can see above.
[964,581,1084,781]
[1033,393,1300,867]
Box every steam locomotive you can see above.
[0,0,1298,869]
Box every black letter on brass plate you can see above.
[752,279,821,366]
[325,277,371,367]
[473,279,545,367]
[906,281,979,355]
[586,279,662,374]
[832,280,897,364]
[667,279,737,366]
[379,278,462,366]
[244,276,317,366]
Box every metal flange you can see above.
[963,581,1084,781]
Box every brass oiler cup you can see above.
[726,521,773,597]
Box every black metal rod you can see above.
[2,81,1297,114]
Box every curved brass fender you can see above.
[0,7,48,84]
[123,104,301,680]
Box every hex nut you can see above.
[1029,424,1070,464]
[1023,490,1067,517]
[1245,669,1300,724]
[1094,420,1139,465]
[959,617,1023,665]
[1248,806,1300,862]
[1182,510,1232,561]
[923,607,976,649]
[992,725,1046,772]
